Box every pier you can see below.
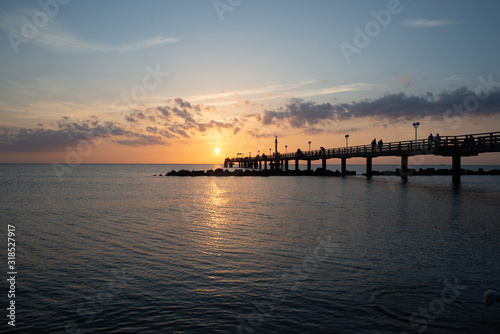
[224,131,500,184]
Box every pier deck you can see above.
[225,131,500,183]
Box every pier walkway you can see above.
[224,131,500,183]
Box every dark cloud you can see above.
[262,98,335,127]
[0,98,235,153]
[114,134,167,146]
[157,106,170,117]
[174,98,192,109]
[261,87,500,128]
[125,115,137,123]
[0,121,117,152]
[245,130,274,138]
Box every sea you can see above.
[1,163,500,333]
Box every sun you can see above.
[215,148,220,154]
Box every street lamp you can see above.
[269,148,271,156]
[345,134,349,147]
[413,122,420,141]
[258,150,260,156]
[285,145,287,154]
[308,141,311,152]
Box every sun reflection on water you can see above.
[199,179,230,255]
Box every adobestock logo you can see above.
[339,0,411,64]
[7,0,71,54]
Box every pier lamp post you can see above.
[285,145,287,154]
[308,141,311,152]
[249,152,251,158]
[413,122,420,141]
[269,148,271,156]
[258,150,260,156]
[345,134,349,147]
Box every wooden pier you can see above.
[224,131,500,184]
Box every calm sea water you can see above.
[1,164,500,333]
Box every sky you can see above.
[1,0,500,165]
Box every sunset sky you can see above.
[1,0,500,164]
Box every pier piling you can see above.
[226,131,500,183]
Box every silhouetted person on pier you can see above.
[378,139,383,152]
[428,133,434,150]
[435,133,441,146]
[371,138,376,152]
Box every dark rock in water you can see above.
[177,169,190,176]
[214,168,229,176]
[161,167,500,177]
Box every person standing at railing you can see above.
[428,133,434,150]
[435,133,441,147]
[378,139,383,152]
[371,138,376,152]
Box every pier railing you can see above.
[232,131,500,162]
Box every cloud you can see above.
[185,80,375,105]
[293,83,376,98]
[114,134,167,146]
[401,76,413,87]
[260,87,500,128]
[262,98,336,128]
[0,9,178,52]
[0,120,117,152]
[0,97,240,152]
[403,19,460,28]
[445,75,462,81]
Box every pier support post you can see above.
[341,157,347,175]
[452,154,461,184]
[401,155,408,179]
[322,158,326,170]
[307,159,311,171]
[285,160,289,171]
[264,160,267,170]
[259,160,262,169]
[366,157,372,177]
[295,159,299,171]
